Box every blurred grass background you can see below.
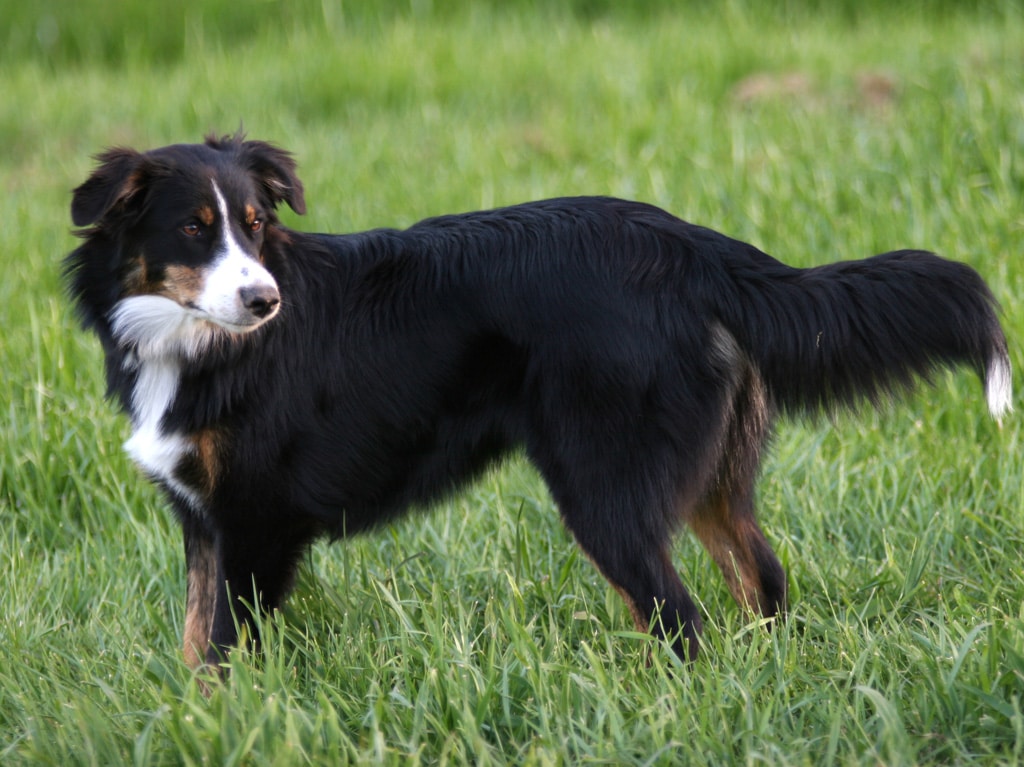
[1,1,1023,764]
[3,0,999,68]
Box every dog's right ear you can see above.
[71,148,146,227]
[237,140,307,216]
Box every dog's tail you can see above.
[708,243,1012,419]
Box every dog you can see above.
[65,133,1012,672]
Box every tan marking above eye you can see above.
[198,206,215,226]
[245,204,263,232]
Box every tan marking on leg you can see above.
[689,498,770,617]
[611,583,650,632]
[688,497,761,614]
[576,547,650,632]
[183,532,217,671]
[686,341,782,618]
[581,545,700,663]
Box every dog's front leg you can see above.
[181,512,218,672]
[205,535,253,667]
[203,520,315,668]
[182,526,256,676]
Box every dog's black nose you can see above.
[240,285,281,319]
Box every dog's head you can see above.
[69,134,306,357]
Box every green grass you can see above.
[2,1,1024,764]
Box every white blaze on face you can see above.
[194,180,280,331]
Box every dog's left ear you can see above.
[239,140,307,216]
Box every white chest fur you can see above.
[124,357,202,509]
[109,294,215,510]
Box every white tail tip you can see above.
[986,353,1013,420]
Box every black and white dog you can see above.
[65,133,1011,671]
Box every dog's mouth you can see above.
[183,282,281,334]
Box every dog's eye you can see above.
[250,219,263,233]
[182,223,202,237]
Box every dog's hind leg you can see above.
[688,487,787,621]
[561,502,704,662]
[539,450,708,661]
[686,369,787,621]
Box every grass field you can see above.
[2,1,1024,764]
